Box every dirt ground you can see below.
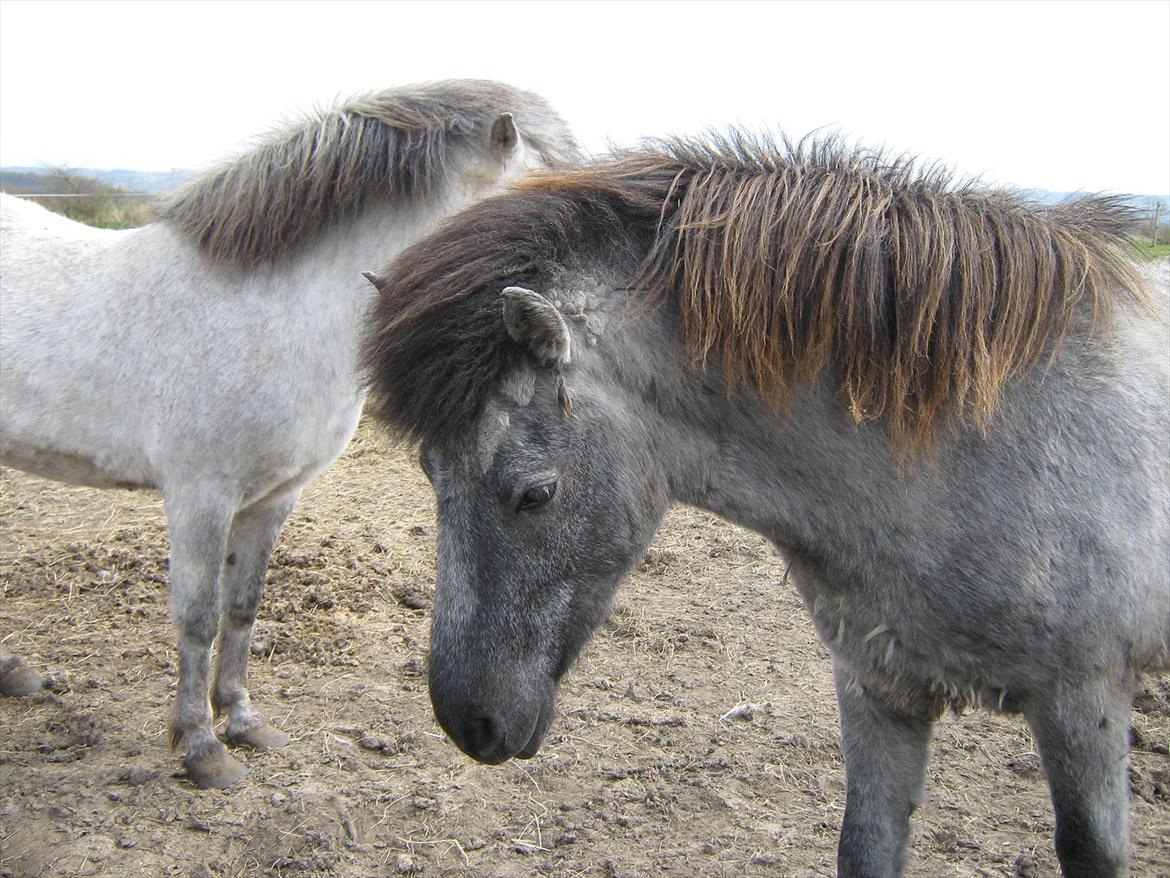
[1,419,1167,878]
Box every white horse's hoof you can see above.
[0,656,44,697]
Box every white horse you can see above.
[0,80,580,788]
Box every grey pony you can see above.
[361,135,1169,877]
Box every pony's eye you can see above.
[518,482,557,512]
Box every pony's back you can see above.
[0,192,125,243]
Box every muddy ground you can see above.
[1,420,1167,878]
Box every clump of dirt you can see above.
[2,421,1168,877]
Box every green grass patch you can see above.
[1130,241,1170,260]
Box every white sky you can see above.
[1,0,1167,195]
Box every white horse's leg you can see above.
[213,492,298,751]
[833,659,934,878]
[1025,678,1132,878]
[0,646,43,697]
[164,490,245,789]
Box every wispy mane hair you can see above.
[364,132,1146,449]
[160,80,580,268]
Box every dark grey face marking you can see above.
[424,362,669,766]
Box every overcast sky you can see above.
[1,0,1167,195]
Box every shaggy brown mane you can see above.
[159,80,579,268]
[363,133,1145,448]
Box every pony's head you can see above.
[412,284,666,762]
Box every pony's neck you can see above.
[271,187,463,308]
[615,303,899,557]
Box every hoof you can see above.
[185,744,248,789]
[0,657,44,697]
[228,720,290,752]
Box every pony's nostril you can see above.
[465,713,506,761]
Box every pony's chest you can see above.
[793,566,1019,717]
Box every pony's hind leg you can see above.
[832,660,934,878]
[165,491,246,789]
[1024,678,1133,878]
[212,492,299,752]
[0,646,43,697]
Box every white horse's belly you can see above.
[0,364,157,488]
[1,230,157,488]
[0,440,154,490]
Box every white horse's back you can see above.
[2,190,122,235]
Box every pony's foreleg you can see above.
[212,492,298,752]
[832,660,933,878]
[0,646,43,697]
[165,491,245,789]
[1024,678,1132,878]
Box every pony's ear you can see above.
[361,270,387,293]
[491,112,519,159]
[502,286,571,369]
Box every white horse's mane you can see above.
[159,79,580,267]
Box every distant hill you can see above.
[2,167,1164,210]
[1018,188,1168,213]
[1,167,1165,208]
[0,166,190,194]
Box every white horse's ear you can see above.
[491,112,519,159]
[362,270,387,293]
[502,286,571,369]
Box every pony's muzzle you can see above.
[440,704,544,765]
[429,670,555,764]
[462,712,511,765]
[516,691,556,759]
